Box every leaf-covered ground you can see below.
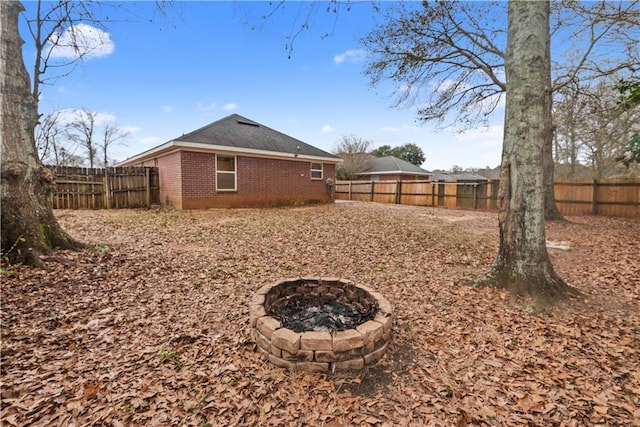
[2,202,639,426]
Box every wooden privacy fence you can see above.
[554,178,640,217]
[336,178,640,218]
[49,166,160,209]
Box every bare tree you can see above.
[101,123,129,167]
[3,0,133,265]
[35,109,64,164]
[474,1,580,307]
[67,107,98,167]
[580,80,640,178]
[332,135,373,180]
[554,75,640,178]
[362,1,640,219]
[553,79,587,177]
[616,76,640,167]
[24,1,118,109]
[363,2,507,128]
[1,1,169,265]
[1,1,84,266]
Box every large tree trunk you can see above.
[1,1,84,267]
[542,33,565,221]
[474,1,579,307]
[543,131,565,220]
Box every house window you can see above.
[216,155,236,191]
[310,162,323,180]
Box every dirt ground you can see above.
[1,202,639,426]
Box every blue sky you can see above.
[21,1,504,171]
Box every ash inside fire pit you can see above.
[271,295,376,333]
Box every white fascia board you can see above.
[116,141,177,166]
[117,140,343,166]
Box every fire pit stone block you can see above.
[334,358,365,371]
[282,349,314,362]
[271,328,301,354]
[356,320,384,345]
[251,277,393,372]
[249,304,266,327]
[301,331,333,351]
[256,316,281,340]
[333,330,364,352]
[364,342,389,365]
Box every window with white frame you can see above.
[216,155,236,191]
[310,162,323,179]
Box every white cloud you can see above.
[333,49,367,64]
[140,137,160,145]
[431,78,459,95]
[119,125,140,134]
[469,92,505,111]
[454,125,504,147]
[162,105,173,113]
[431,75,505,111]
[56,108,116,126]
[197,102,216,111]
[47,24,115,59]
[92,112,116,125]
[223,103,238,111]
[320,124,335,134]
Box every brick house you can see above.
[118,114,342,209]
[357,156,430,181]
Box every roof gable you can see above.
[174,114,339,159]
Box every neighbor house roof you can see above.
[118,114,341,166]
[358,156,430,177]
[429,171,488,181]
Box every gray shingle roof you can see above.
[174,114,339,159]
[360,156,430,175]
[429,171,488,181]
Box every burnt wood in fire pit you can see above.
[271,294,376,333]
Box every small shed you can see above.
[357,156,430,181]
[118,114,342,209]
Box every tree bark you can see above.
[542,28,565,221]
[1,1,84,266]
[543,124,565,220]
[474,1,579,307]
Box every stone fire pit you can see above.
[250,278,393,372]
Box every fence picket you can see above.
[48,166,159,210]
[336,178,640,218]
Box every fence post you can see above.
[395,180,402,204]
[348,181,352,200]
[431,182,435,207]
[473,183,478,210]
[145,167,151,207]
[592,179,598,215]
[370,181,375,202]
[103,168,110,209]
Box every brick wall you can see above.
[180,151,216,199]
[138,152,183,209]
[131,150,337,209]
[182,152,337,209]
